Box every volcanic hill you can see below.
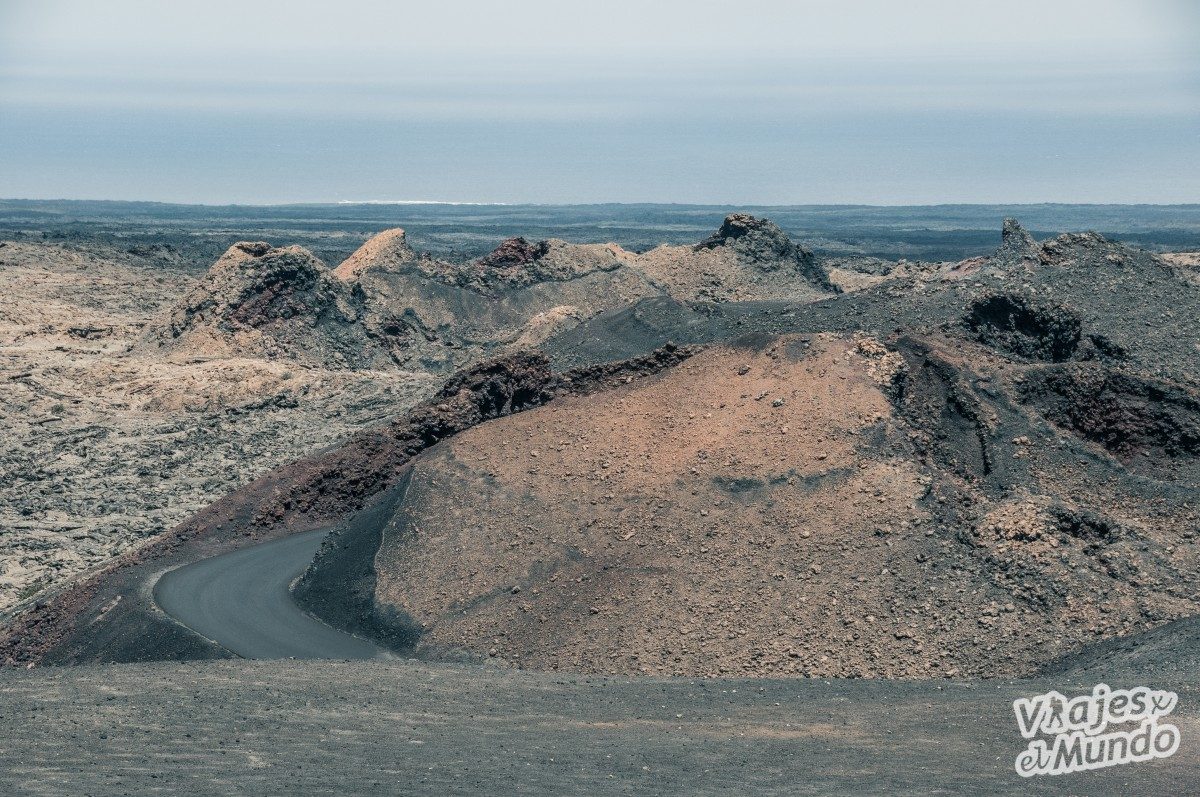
[289,219,1200,679]
[636,213,836,301]
[9,215,1200,685]
[294,326,1200,678]
[145,241,386,368]
[143,217,838,372]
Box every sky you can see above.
[0,0,1197,205]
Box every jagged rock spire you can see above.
[993,217,1041,264]
[334,228,416,280]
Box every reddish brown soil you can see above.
[0,346,698,665]
[354,333,1200,678]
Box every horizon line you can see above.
[3,197,1200,210]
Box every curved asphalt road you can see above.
[153,528,384,660]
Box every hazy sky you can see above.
[1,0,1197,204]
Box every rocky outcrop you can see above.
[332,228,416,281]
[1019,365,1200,478]
[144,242,391,368]
[964,293,1083,362]
[697,213,803,262]
[1035,230,1177,274]
[637,214,836,300]
[337,230,637,293]
[477,236,547,270]
[992,218,1040,264]
[463,238,636,291]
[158,242,342,335]
[325,230,661,372]
[695,214,832,287]
[144,217,844,370]
[1037,231,1116,266]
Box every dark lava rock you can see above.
[477,237,550,270]
[993,218,1040,263]
[161,242,346,335]
[144,241,393,367]
[695,214,806,266]
[696,214,777,249]
[1019,365,1200,477]
[697,214,834,290]
[1039,231,1123,266]
[233,241,272,257]
[964,293,1082,362]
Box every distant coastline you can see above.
[335,200,511,206]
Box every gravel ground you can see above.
[1,659,1196,796]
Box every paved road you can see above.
[153,528,384,659]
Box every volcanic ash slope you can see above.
[348,335,945,678]
[310,299,1200,678]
